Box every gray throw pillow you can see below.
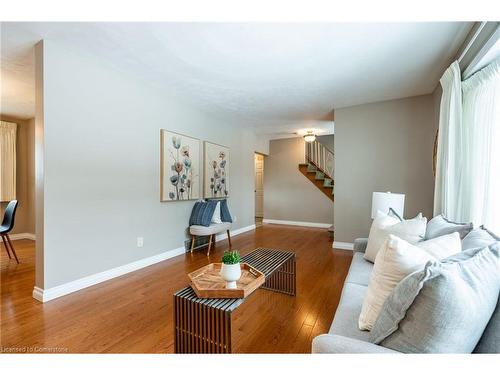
[424,214,472,240]
[474,295,500,353]
[370,243,500,353]
[481,225,500,241]
[462,227,499,250]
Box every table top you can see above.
[174,248,295,311]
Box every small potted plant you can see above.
[220,250,241,289]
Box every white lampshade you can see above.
[371,192,405,219]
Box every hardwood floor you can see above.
[0,225,352,353]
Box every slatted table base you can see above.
[261,256,296,296]
[174,248,296,353]
[174,292,232,353]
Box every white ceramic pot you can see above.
[220,263,241,289]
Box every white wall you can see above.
[334,94,437,242]
[38,40,258,289]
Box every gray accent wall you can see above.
[264,137,334,224]
[38,40,258,289]
[334,94,437,242]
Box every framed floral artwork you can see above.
[160,130,201,201]
[204,141,230,198]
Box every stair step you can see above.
[315,171,325,180]
[323,178,333,187]
[307,164,317,173]
[298,164,334,202]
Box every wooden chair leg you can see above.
[227,230,232,249]
[2,235,12,259]
[190,235,196,254]
[207,234,213,256]
[5,234,19,264]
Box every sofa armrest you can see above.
[353,238,369,253]
[312,334,399,354]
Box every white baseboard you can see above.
[32,246,186,303]
[0,232,36,242]
[32,224,257,303]
[215,224,256,242]
[332,241,354,250]
[262,219,332,229]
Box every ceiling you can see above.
[1,22,472,135]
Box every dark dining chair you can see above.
[1,200,19,264]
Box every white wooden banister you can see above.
[305,140,334,180]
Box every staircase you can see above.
[298,139,335,239]
[298,162,334,201]
[298,139,334,202]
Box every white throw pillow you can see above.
[211,201,222,224]
[364,211,427,263]
[358,233,461,331]
[417,231,461,259]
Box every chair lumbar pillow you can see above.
[211,200,222,224]
[189,200,218,227]
[370,243,499,353]
[220,198,233,223]
[358,232,461,331]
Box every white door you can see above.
[254,154,264,218]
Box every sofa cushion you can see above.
[190,222,231,236]
[370,244,500,353]
[312,334,399,354]
[329,283,371,342]
[424,214,472,240]
[345,252,373,286]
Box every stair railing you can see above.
[305,140,334,179]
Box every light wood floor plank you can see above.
[1,224,352,353]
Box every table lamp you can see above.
[371,192,405,219]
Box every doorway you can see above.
[254,153,264,224]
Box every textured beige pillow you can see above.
[364,211,427,263]
[358,233,461,331]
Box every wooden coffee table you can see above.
[173,248,296,353]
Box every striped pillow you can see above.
[200,200,218,226]
[189,201,203,226]
[220,199,232,223]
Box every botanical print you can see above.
[161,130,201,201]
[204,142,230,198]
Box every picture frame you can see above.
[203,141,230,198]
[160,129,202,201]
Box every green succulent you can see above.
[221,250,241,265]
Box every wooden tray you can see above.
[188,263,265,299]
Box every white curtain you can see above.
[0,121,17,202]
[433,61,463,219]
[460,59,500,232]
[434,58,500,232]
